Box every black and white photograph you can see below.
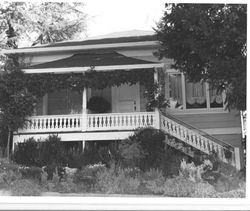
[0,0,248,210]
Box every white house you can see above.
[2,30,243,170]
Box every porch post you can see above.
[154,67,160,129]
[82,87,87,131]
[234,147,241,170]
[42,94,48,115]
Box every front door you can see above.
[112,83,140,113]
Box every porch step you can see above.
[160,112,241,170]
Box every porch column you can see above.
[154,67,160,129]
[42,94,48,115]
[82,87,87,131]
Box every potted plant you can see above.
[87,96,111,113]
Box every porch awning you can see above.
[24,51,162,74]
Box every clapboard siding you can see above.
[172,110,241,129]
[211,134,242,147]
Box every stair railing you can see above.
[160,111,241,170]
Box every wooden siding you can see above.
[172,109,241,129]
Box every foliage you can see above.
[118,138,146,168]
[95,165,141,194]
[13,135,64,168]
[73,163,106,192]
[142,168,165,194]
[87,96,111,113]
[12,137,39,166]
[39,135,64,166]
[19,166,43,181]
[24,69,154,98]
[145,82,169,111]
[0,2,86,47]
[10,179,41,196]
[0,68,36,132]
[191,182,216,197]
[156,4,246,110]
[213,183,245,198]
[179,159,213,182]
[163,176,196,197]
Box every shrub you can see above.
[87,96,110,113]
[118,139,146,168]
[0,158,22,189]
[19,166,43,181]
[191,182,216,197]
[12,137,40,166]
[10,179,41,196]
[142,168,165,194]
[163,176,196,197]
[118,127,165,170]
[73,163,106,192]
[213,183,246,198]
[39,135,64,166]
[179,159,213,182]
[54,177,78,193]
[95,165,141,194]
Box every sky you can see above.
[83,0,166,37]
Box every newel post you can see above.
[234,147,241,171]
[154,68,160,129]
[82,87,87,131]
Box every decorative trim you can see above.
[2,41,158,54]
[22,63,164,74]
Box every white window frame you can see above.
[166,70,228,115]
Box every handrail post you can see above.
[82,87,87,131]
[155,109,160,129]
[234,147,241,170]
[154,67,161,130]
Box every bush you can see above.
[0,158,22,189]
[95,165,141,194]
[179,159,213,182]
[191,182,216,197]
[39,135,64,166]
[19,166,43,181]
[87,96,110,113]
[213,183,246,198]
[142,168,165,194]
[12,137,40,166]
[163,176,196,197]
[73,163,106,192]
[118,127,165,170]
[10,179,41,196]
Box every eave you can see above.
[2,41,158,55]
[22,63,164,74]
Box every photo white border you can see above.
[0,0,249,210]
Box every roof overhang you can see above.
[2,41,158,54]
[22,63,164,74]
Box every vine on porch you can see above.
[25,68,155,98]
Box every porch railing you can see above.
[19,112,156,133]
[87,112,156,131]
[19,114,82,133]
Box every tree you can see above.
[0,62,36,158]
[0,2,87,157]
[0,2,87,47]
[155,4,246,111]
